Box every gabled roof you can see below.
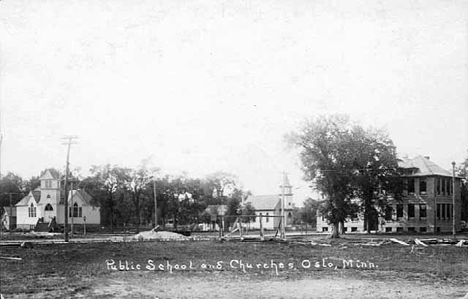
[32,191,41,203]
[398,156,453,177]
[246,194,280,210]
[15,191,41,206]
[2,206,17,216]
[39,169,60,180]
[70,189,97,206]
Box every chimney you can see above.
[424,156,430,160]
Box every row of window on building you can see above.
[405,178,453,195]
[384,203,453,221]
[28,203,83,218]
[322,227,430,233]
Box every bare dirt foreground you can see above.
[6,273,467,299]
[1,234,468,299]
[89,274,467,299]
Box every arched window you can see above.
[47,194,51,199]
[70,203,83,218]
[45,204,53,211]
[28,203,37,218]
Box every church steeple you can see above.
[279,173,292,196]
[39,170,61,206]
[40,169,61,190]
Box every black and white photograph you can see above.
[0,0,467,298]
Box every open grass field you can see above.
[1,234,468,298]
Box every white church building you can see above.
[246,174,294,230]
[15,170,100,231]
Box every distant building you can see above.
[15,170,100,231]
[1,206,16,231]
[246,174,294,230]
[317,156,462,233]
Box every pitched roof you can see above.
[246,194,280,210]
[32,191,41,203]
[2,206,17,216]
[39,169,60,180]
[15,191,41,206]
[398,156,453,177]
[70,189,97,206]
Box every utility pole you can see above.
[9,192,12,232]
[0,97,3,180]
[153,180,157,228]
[70,181,74,236]
[62,136,78,242]
[452,162,456,239]
[0,131,3,179]
[281,172,286,239]
[434,196,437,235]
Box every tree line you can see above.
[0,164,255,233]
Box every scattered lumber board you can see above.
[390,238,410,246]
[0,256,22,261]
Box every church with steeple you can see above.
[246,174,294,230]
[14,170,100,231]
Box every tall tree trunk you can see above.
[108,192,114,233]
[134,193,140,234]
[329,222,340,238]
[339,221,345,234]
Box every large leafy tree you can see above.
[126,160,159,233]
[154,175,210,229]
[205,171,238,204]
[299,198,323,227]
[287,114,401,238]
[83,164,131,231]
[346,126,404,232]
[0,172,26,210]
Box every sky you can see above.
[0,0,467,206]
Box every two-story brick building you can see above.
[317,156,462,233]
